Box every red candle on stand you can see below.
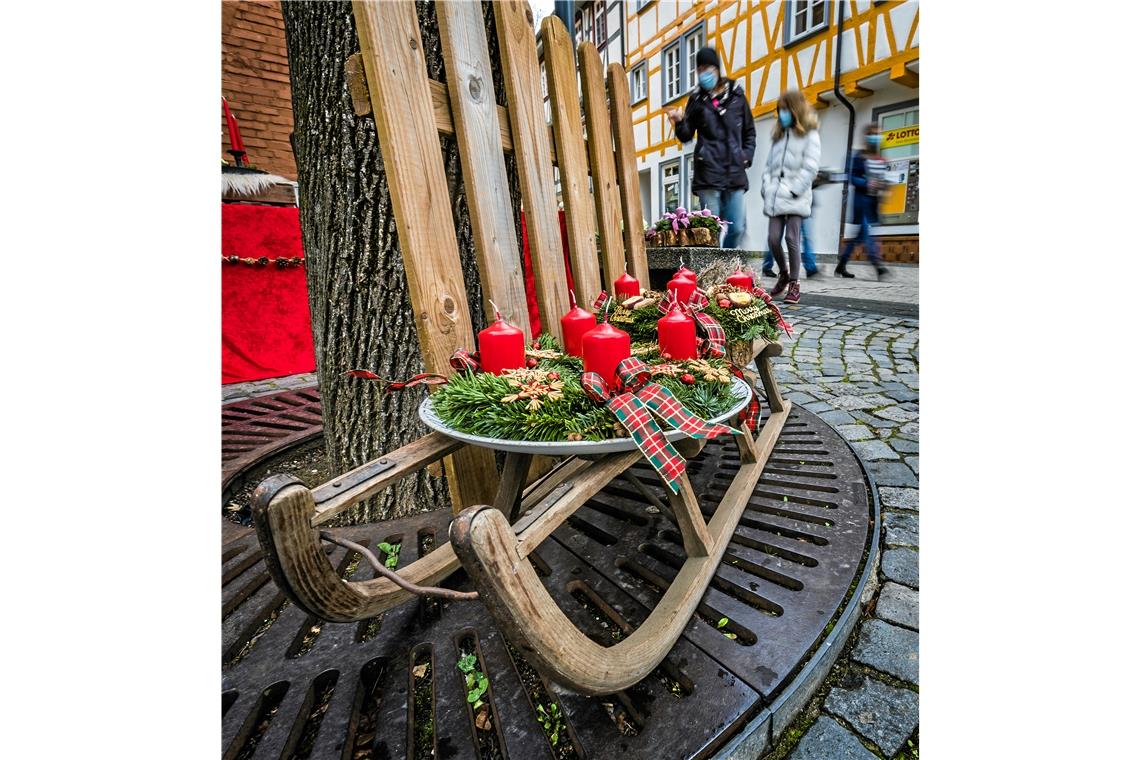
[657,301,697,360]
[614,269,641,300]
[667,272,697,305]
[560,292,595,357]
[676,261,696,283]
[478,304,525,375]
[582,320,631,389]
[727,267,754,290]
[222,97,246,164]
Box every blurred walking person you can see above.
[760,90,821,304]
[667,46,756,248]
[835,124,890,279]
[762,169,825,278]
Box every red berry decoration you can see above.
[660,352,672,361]
[526,358,538,368]
[547,371,560,381]
[681,373,696,385]
[717,298,731,308]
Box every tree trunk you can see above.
[283,0,519,523]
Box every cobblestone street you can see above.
[770,304,920,759]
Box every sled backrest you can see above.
[351,0,646,506]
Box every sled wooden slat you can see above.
[578,41,627,292]
[667,473,714,557]
[351,0,498,509]
[437,0,530,337]
[541,16,602,306]
[607,62,650,286]
[493,0,569,340]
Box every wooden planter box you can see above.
[649,226,716,247]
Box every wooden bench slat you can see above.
[541,16,602,307]
[493,0,570,341]
[437,0,531,337]
[351,0,498,509]
[578,42,628,295]
[607,62,650,287]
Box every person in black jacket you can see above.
[667,47,756,249]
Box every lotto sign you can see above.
[881,124,919,149]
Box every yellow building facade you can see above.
[624,0,919,260]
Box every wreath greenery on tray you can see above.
[428,333,744,443]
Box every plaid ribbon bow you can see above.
[659,290,727,359]
[348,349,482,391]
[581,356,737,494]
[751,287,794,337]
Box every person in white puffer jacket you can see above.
[760,90,821,304]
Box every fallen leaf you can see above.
[412,664,427,679]
[474,705,491,731]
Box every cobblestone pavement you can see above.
[769,303,919,759]
[222,370,318,404]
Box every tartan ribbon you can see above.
[581,357,736,494]
[752,286,794,337]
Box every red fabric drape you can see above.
[520,210,576,337]
[222,204,316,384]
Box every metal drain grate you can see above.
[222,387,323,500]
[221,407,873,759]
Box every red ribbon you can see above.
[347,349,483,392]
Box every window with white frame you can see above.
[785,0,828,45]
[684,153,700,210]
[580,4,593,45]
[684,27,706,91]
[636,0,652,10]
[663,42,682,102]
[630,62,648,104]
[661,160,681,214]
[594,1,607,48]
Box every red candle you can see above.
[222,97,246,155]
[727,268,754,290]
[676,263,696,283]
[582,321,631,389]
[667,272,697,305]
[657,302,697,360]
[560,293,595,357]
[478,306,525,375]
[614,269,641,300]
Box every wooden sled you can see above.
[251,0,791,696]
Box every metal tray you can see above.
[419,376,752,455]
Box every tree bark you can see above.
[283,0,519,523]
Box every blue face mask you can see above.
[778,109,793,128]
[867,134,882,148]
[698,71,718,91]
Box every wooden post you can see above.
[351,0,498,510]
[493,0,570,340]
[607,62,650,287]
[437,0,531,337]
[578,41,627,292]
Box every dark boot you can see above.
[783,280,801,304]
[876,265,890,280]
[771,271,790,297]
[834,262,855,279]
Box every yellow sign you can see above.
[882,124,919,149]
[879,159,910,215]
